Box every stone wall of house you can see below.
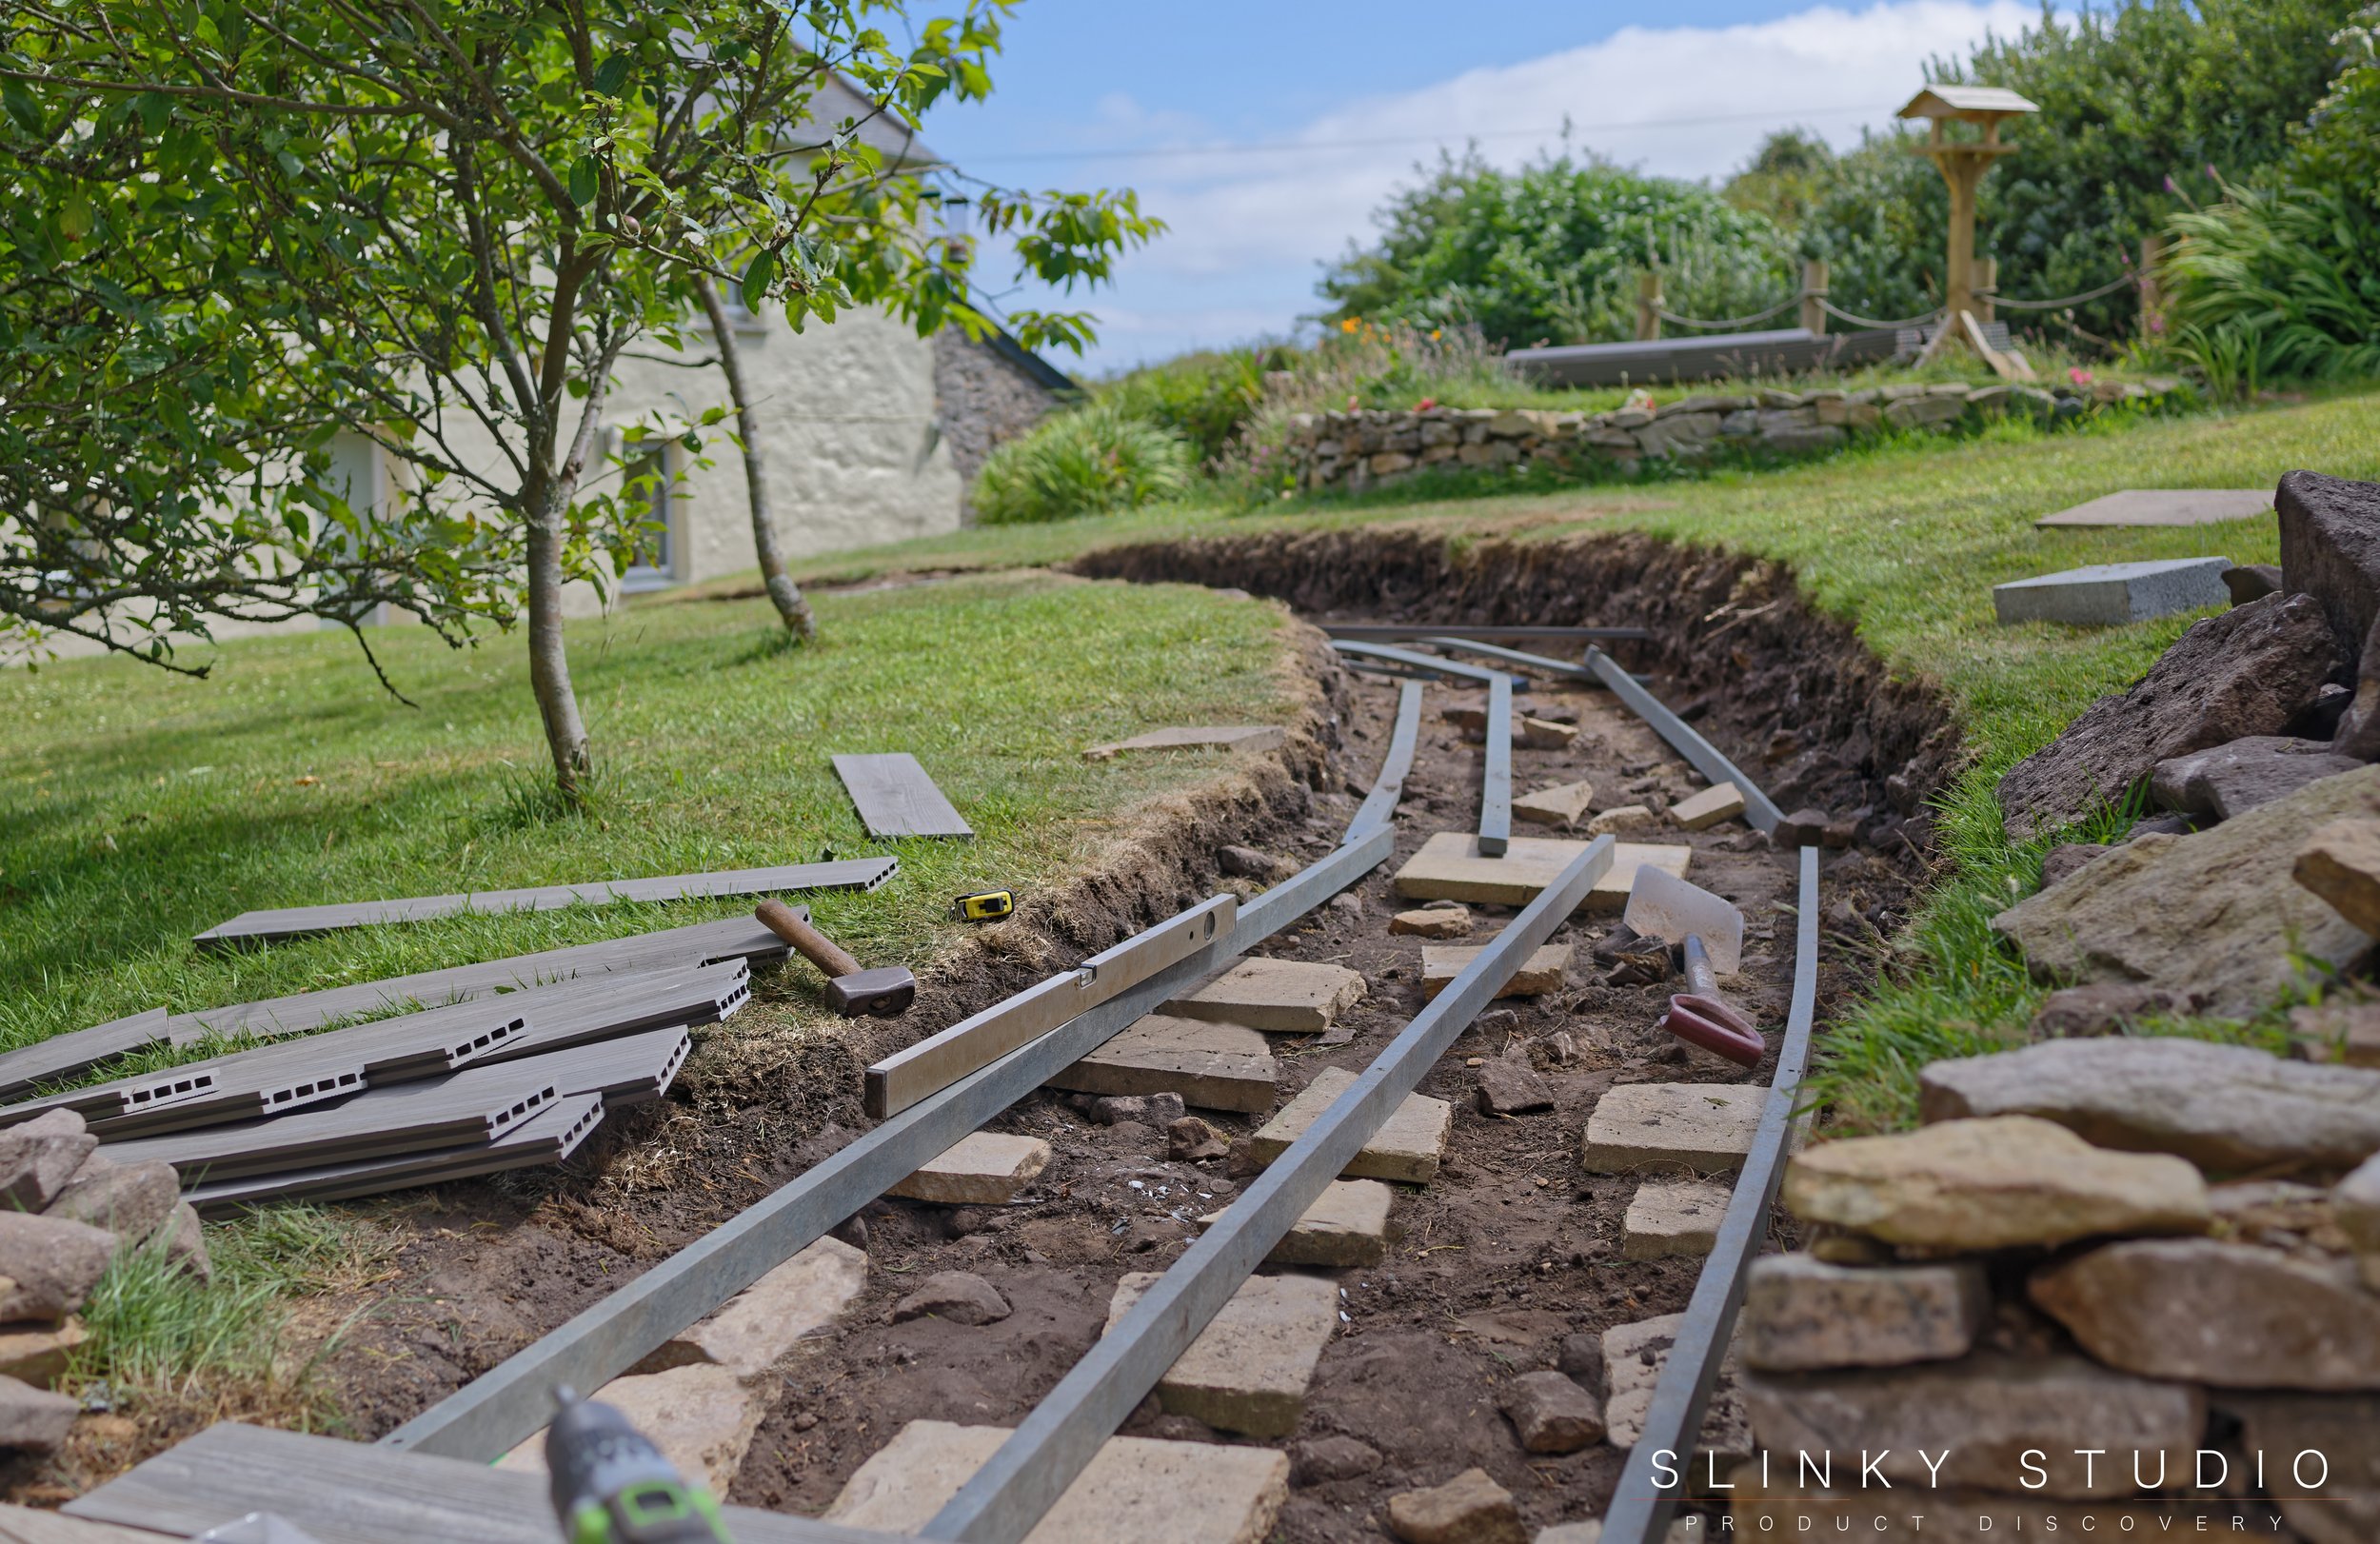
[1281,379,2181,494]
[933,329,1068,521]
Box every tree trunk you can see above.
[523,485,591,796]
[694,272,814,641]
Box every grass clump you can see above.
[973,401,1195,525]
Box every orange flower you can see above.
[1339,317,1360,333]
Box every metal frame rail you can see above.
[1580,645,1785,834]
[1344,681,1423,843]
[1329,640,1512,856]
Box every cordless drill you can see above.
[545,1385,735,1544]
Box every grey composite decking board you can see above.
[563,1023,692,1105]
[1323,622,1653,645]
[62,1421,898,1544]
[833,752,975,840]
[0,1009,169,1103]
[1503,326,1899,388]
[185,1093,606,1216]
[1344,680,1424,842]
[164,912,796,1045]
[472,960,748,1066]
[192,858,892,950]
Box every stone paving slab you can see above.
[824,1419,1289,1544]
[1046,1012,1279,1114]
[633,1237,868,1379]
[888,1132,1052,1204]
[1393,832,1689,914]
[1670,782,1747,830]
[1602,1313,1752,1457]
[1165,958,1365,1034]
[1580,1083,1765,1175]
[1200,1178,1395,1268]
[2034,488,2272,528]
[1106,1272,1339,1437]
[1621,1178,1733,1259]
[1419,942,1571,1000]
[1992,557,2231,626]
[499,1362,760,1496]
[1251,1067,1452,1183]
[1514,780,1597,827]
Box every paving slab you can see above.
[1046,1012,1279,1114]
[499,1362,761,1496]
[1164,957,1365,1033]
[1106,1272,1339,1437]
[1602,1313,1753,1458]
[1514,780,1597,827]
[888,1132,1052,1204]
[1083,725,1287,762]
[1250,1066,1452,1183]
[1671,782,1748,830]
[1581,1083,1765,1175]
[824,1419,1288,1544]
[2034,488,2273,528]
[1621,1178,1734,1260]
[1992,556,2231,626]
[1393,831,1688,915]
[1420,941,1570,1000]
[1199,1178,1395,1268]
[633,1237,868,1378]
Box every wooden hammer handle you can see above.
[755,900,862,980]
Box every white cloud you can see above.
[980,0,2044,368]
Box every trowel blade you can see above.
[1623,864,1744,975]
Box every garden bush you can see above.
[971,401,1195,525]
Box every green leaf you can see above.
[57,194,93,243]
[568,156,601,207]
[741,248,778,309]
[593,53,634,95]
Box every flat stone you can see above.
[154,1201,209,1282]
[1251,1067,1451,1183]
[1106,1272,1338,1437]
[1518,717,1577,750]
[1288,1434,1381,1485]
[1476,1053,1557,1117]
[889,1133,1052,1205]
[892,1270,1010,1327]
[0,1109,96,1212]
[1737,1255,1989,1372]
[0,1374,75,1452]
[1579,1083,1764,1175]
[2031,1237,2380,1390]
[2035,488,2273,527]
[628,1237,867,1378]
[46,1158,178,1241]
[0,1212,116,1321]
[1585,804,1658,838]
[1419,942,1569,1000]
[1601,1314,1752,1455]
[1389,905,1473,939]
[1782,1115,2210,1249]
[1083,725,1287,762]
[826,1419,1289,1544]
[2296,1000,2380,1068]
[1620,1178,1732,1260]
[1500,1370,1605,1454]
[1386,1468,1525,1544]
[1512,781,1597,827]
[1996,591,2343,841]
[0,1318,86,1387]
[1916,1038,2380,1174]
[1081,1092,1185,1128]
[2152,735,2361,820]
[1200,1179,1394,1268]
[1393,832,1690,916]
[1742,1354,2204,1500]
[1671,782,1746,830]
[1165,958,1365,1034]
[1993,556,2231,626]
[1050,1013,1279,1115]
[499,1363,760,1495]
[2299,816,2380,935]
[1991,762,2380,1015]
[2222,1390,2380,1544]
[2338,1154,2380,1289]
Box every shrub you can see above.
[971,402,1195,525]
[1099,347,1289,465]
[2165,180,2380,392]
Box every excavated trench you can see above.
[28,526,1964,1537]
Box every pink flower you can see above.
[1415,397,1438,411]
[2070,367,2094,386]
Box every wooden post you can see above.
[1799,259,1829,336]
[1636,271,1663,342]
[2138,234,2166,341]
[1973,255,1996,325]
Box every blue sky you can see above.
[916,0,2043,373]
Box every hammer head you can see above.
[828,966,916,1019]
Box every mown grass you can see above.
[774,386,2380,1128]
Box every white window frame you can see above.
[616,436,684,593]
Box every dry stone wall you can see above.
[1282,379,2181,494]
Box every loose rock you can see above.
[1389,905,1473,940]
[1518,717,1577,750]
[1289,1434,1381,1485]
[2276,470,2380,660]
[891,1271,1012,1327]
[1084,1093,1187,1130]
[1500,1369,1605,1454]
[0,1374,76,1452]
[0,1212,116,1321]
[2031,1237,2380,1390]
[1217,845,1279,880]
[1386,1467,1525,1544]
[2222,1391,2380,1544]
[2152,736,2362,821]
[2222,563,2283,604]
[1476,1053,1556,1117]
[1738,1255,1989,1372]
[2038,843,2110,888]
[2025,982,2193,1039]
[2294,1000,2380,1067]
[1557,1332,1606,1397]
[155,1201,211,1282]
[1772,808,1830,848]
[2337,1153,2380,1289]
[1916,1038,2380,1174]
[1782,1116,2210,1249]
[1167,1116,1230,1163]
[0,1109,96,1213]
[1620,1179,1730,1260]
[47,1158,179,1240]
[2297,816,2380,935]
[0,1318,86,1387]
[1513,781,1597,828]
[1586,804,1658,838]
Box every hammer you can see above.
[754,901,915,1018]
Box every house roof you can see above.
[794,72,943,168]
[1896,85,2039,121]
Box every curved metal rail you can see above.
[1331,640,1514,855]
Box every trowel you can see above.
[1623,866,1764,1066]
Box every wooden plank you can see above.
[1044,1013,1278,1114]
[165,914,794,1045]
[0,1009,169,1103]
[1392,831,1690,913]
[192,859,891,950]
[833,752,974,840]
[1345,680,1423,842]
[186,1093,605,1216]
[863,895,1238,1119]
[63,1422,896,1544]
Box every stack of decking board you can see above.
[0,915,788,1214]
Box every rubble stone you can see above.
[892,1271,1011,1327]
[0,1318,85,1387]
[0,1374,76,1452]
[1289,1435,1381,1485]
[2222,1391,2380,1544]
[1601,1315,1751,1456]
[2337,1153,2380,1289]
[46,1158,178,1241]
[1737,1255,1989,1372]
[2024,981,2192,1038]
[1476,1053,1557,1117]
[2151,736,2361,821]
[2294,1000,2380,1067]
[1389,906,1473,940]
[2297,816,2380,935]
[155,1202,210,1282]
[1512,782,1597,828]
[1386,1468,1525,1544]
[2276,469,2380,655]
[0,1212,116,1321]
[1500,1370,1605,1454]
[1620,1179,1731,1260]
[0,1109,96,1213]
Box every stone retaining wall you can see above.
[1282,378,2184,494]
